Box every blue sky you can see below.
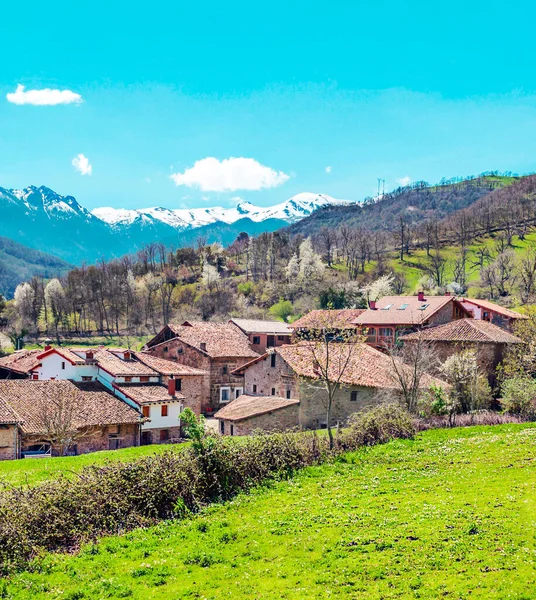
[2,0,536,210]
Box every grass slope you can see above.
[5,424,536,599]
[0,444,181,488]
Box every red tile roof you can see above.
[134,352,207,376]
[0,380,141,434]
[39,347,87,365]
[276,343,446,390]
[399,319,523,344]
[290,309,365,330]
[114,383,184,405]
[93,348,159,377]
[229,318,292,335]
[0,396,22,425]
[461,298,529,320]
[214,394,299,422]
[353,295,460,326]
[166,322,259,359]
[0,349,41,374]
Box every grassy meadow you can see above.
[4,423,535,599]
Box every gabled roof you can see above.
[39,347,87,365]
[93,348,159,377]
[214,394,299,422]
[114,383,184,405]
[0,380,141,434]
[399,319,524,344]
[353,295,461,326]
[271,343,446,390]
[134,352,207,376]
[159,322,259,359]
[290,309,365,330]
[0,349,41,374]
[461,298,529,320]
[229,318,292,335]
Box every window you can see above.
[160,429,169,442]
[350,391,358,402]
[252,336,261,345]
[286,389,291,399]
[270,354,276,368]
[222,365,228,375]
[142,406,150,418]
[381,304,392,310]
[140,376,149,383]
[271,387,276,396]
[398,303,409,310]
[81,376,93,382]
[230,424,234,436]
[176,378,182,392]
[418,303,429,311]
[161,404,168,417]
[124,376,132,383]
[277,335,287,341]
[219,420,225,434]
[177,348,183,355]
[379,327,393,337]
[253,384,257,393]
[32,374,39,380]
[164,346,169,353]
[61,361,66,370]
[267,335,275,347]
[220,387,231,403]
[234,388,243,399]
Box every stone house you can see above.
[353,293,471,347]
[0,380,142,459]
[459,298,528,331]
[399,318,523,386]
[0,346,207,444]
[217,342,446,434]
[144,322,259,413]
[228,318,292,353]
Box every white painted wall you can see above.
[141,402,183,430]
[460,301,482,319]
[35,353,98,381]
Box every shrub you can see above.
[501,376,536,418]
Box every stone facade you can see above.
[145,338,248,413]
[0,425,18,460]
[141,425,182,445]
[219,403,300,435]
[240,352,298,399]
[246,333,291,354]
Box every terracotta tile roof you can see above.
[39,347,87,365]
[94,348,159,377]
[0,349,41,374]
[167,322,259,359]
[276,343,446,390]
[114,383,184,405]
[229,318,292,335]
[290,309,365,330]
[461,298,529,320]
[353,295,459,326]
[214,394,299,422]
[134,352,207,376]
[0,380,141,434]
[0,396,22,425]
[399,319,524,344]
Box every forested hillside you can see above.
[0,237,71,299]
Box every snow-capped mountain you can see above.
[92,193,348,231]
[0,186,349,265]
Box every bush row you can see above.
[0,404,414,572]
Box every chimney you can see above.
[200,342,207,352]
[418,291,425,302]
[369,300,377,310]
[168,378,176,397]
[124,350,131,360]
[44,345,52,351]
[444,291,451,296]
[86,350,94,360]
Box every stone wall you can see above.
[141,425,182,444]
[242,353,298,399]
[429,302,458,326]
[0,425,18,460]
[221,403,300,435]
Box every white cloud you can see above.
[7,84,82,106]
[170,157,290,192]
[325,166,332,174]
[72,154,92,176]
[396,176,412,187]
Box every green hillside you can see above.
[5,423,535,599]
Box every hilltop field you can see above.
[3,423,535,599]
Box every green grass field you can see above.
[0,443,183,488]
[4,423,535,599]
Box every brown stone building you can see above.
[228,318,292,353]
[399,318,523,385]
[144,321,259,413]
[0,380,142,459]
[217,343,446,434]
[353,293,471,347]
